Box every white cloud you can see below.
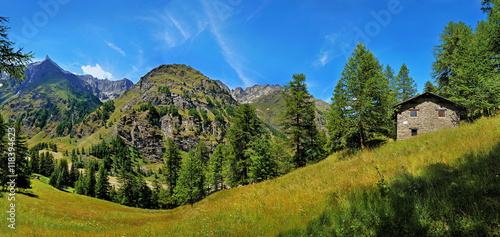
[105,41,126,56]
[81,64,113,79]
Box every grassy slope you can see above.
[1,116,500,236]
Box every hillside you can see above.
[2,115,499,236]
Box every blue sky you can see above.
[2,0,487,102]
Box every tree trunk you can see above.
[359,121,365,150]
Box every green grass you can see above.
[1,116,500,236]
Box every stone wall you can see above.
[396,97,461,140]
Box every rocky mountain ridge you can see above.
[79,75,133,101]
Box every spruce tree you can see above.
[95,164,110,200]
[163,138,182,196]
[328,43,391,150]
[174,151,205,206]
[394,63,417,102]
[281,73,321,167]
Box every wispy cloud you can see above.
[201,0,254,87]
[166,11,190,40]
[81,64,113,79]
[314,33,346,67]
[105,41,126,56]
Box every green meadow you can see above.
[1,115,500,236]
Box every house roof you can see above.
[392,92,464,108]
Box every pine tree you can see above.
[281,73,321,167]
[95,164,110,200]
[225,104,263,186]
[207,144,225,192]
[163,138,182,196]
[174,151,205,206]
[328,43,392,150]
[394,63,417,102]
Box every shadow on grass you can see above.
[280,141,500,236]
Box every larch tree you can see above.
[0,17,33,85]
[424,81,438,93]
[174,151,205,206]
[225,104,263,186]
[207,143,225,192]
[163,138,182,197]
[328,43,392,150]
[394,63,417,102]
[432,18,500,119]
[13,119,31,190]
[281,73,322,168]
[95,164,111,200]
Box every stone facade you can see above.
[394,93,463,140]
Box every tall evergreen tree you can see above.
[225,104,263,186]
[328,43,391,150]
[163,138,182,196]
[281,73,322,168]
[174,151,205,206]
[95,164,110,200]
[394,63,417,102]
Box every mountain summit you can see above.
[0,56,103,137]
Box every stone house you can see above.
[393,92,464,140]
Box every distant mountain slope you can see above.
[77,64,239,162]
[0,56,102,137]
[215,81,329,131]
[79,75,133,101]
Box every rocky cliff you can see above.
[79,75,133,101]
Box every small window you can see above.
[410,110,417,117]
[438,110,445,117]
[411,128,418,136]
